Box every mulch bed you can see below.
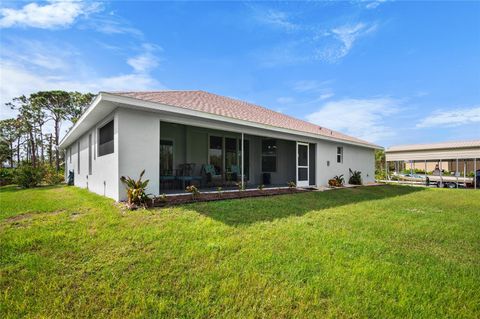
[149,187,310,207]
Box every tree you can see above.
[68,92,95,123]
[30,91,95,172]
[2,90,94,175]
[0,119,19,168]
[6,96,44,168]
[0,138,10,168]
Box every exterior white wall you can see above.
[117,108,160,201]
[65,112,119,200]
[316,140,375,186]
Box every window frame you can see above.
[77,141,80,173]
[88,133,92,175]
[98,119,114,157]
[337,146,343,164]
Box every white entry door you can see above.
[296,142,309,187]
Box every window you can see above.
[262,139,277,172]
[225,137,237,172]
[77,141,80,173]
[209,136,223,174]
[98,120,114,156]
[69,147,72,163]
[160,140,174,175]
[93,130,96,160]
[88,134,92,175]
[337,146,343,163]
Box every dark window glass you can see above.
[298,167,308,181]
[98,120,114,156]
[88,134,92,175]
[242,140,250,179]
[337,147,343,163]
[209,136,223,174]
[262,139,277,172]
[160,140,174,176]
[225,137,237,172]
[77,141,80,173]
[298,144,308,166]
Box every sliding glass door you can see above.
[209,136,223,175]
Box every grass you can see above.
[0,185,479,318]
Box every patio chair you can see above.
[202,164,222,186]
[228,164,240,182]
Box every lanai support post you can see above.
[424,160,427,186]
[475,158,477,190]
[440,159,443,188]
[241,133,244,188]
[456,158,459,189]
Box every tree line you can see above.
[0,91,94,172]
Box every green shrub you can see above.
[236,182,247,191]
[0,167,15,186]
[328,174,344,187]
[348,169,362,185]
[43,165,64,185]
[120,170,151,209]
[186,185,200,200]
[14,163,44,188]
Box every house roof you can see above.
[386,140,480,152]
[106,90,380,148]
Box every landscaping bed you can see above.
[150,187,309,207]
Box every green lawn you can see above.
[1,185,479,318]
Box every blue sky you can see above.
[0,0,479,147]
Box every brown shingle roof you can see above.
[106,90,379,148]
[387,140,480,152]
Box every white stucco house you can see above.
[59,91,381,201]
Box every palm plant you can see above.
[120,169,151,208]
[348,169,362,185]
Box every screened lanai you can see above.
[159,121,316,193]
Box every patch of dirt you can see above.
[3,210,65,224]
[70,211,82,220]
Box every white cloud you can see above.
[305,98,400,143]
[127,44,162,73]
[316,23,378,63]
[292,80,334,100]
[319,93,334,100]
[80,15,143,37]
[416,107,480,128]
[0,0,101,29]
[253,8,298,31]
[364,1,387,10]
[0,41,164,112]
